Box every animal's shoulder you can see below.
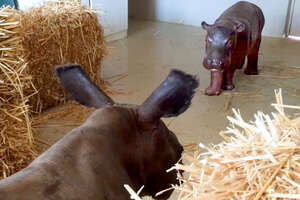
[90,106,135,119]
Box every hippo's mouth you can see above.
[203,64,224,72]
[203,57,231,72]
[203,60,227,72]
[210,68,223,72]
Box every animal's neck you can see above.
[118,135,149,190]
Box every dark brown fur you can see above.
[0,65,198,200]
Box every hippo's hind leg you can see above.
[237,56,245,69]
[244,37,261,75]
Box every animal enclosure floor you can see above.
[35,19,300,199]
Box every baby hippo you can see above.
[202,1,264,95]
[0,64,198,200]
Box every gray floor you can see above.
[37,19,300,199]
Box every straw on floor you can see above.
[170,89,300,200]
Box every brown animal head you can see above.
[201,21,245,71]
[56,64,198,199]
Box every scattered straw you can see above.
[33,102,95,126]
[171,88,300,200]
[124,185,144,200]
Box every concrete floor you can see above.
[36,19,300,199]
[100,19,300,145]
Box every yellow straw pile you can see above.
[0,0,107,179]
[20,0,108,112]
[171,89,300,200]
[0,6,37,179]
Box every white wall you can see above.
[18,0,47,10]
[82,0,128,41]
[129,0,290,38]
[18,0,128,41]
[290,0,300,36]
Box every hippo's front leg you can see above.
[205,70,223,96]
[222,67,236,90]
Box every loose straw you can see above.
[169,89,300,200]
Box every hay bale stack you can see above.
[20,0,108,112]
[0,0,107,179]
[0,6,37,179]
[171,89,300,200]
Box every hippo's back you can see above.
[219,1,264,23]
[217,1,264,43]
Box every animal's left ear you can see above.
[56,64,114,108]
[138,69,199,123]
[235,23,245,32]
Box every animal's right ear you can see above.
[138,69,199,123]
[201,21,213,30]
[56,64,114,108]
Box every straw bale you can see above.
[0,0,107,179]
[0,6,37,179]
[170,89,300,200]
[20,0,108,112]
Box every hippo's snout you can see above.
[203,57,230,72]
[208,58,222,66]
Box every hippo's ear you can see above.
[201,21,213,30]
[234,23,245,33]
[56,64,114,108]
[138,69,199,122]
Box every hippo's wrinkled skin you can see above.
[202,1,264,96]
[0,65,198,200]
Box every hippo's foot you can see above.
[222,84,235,90]
[205,87,222,96]
[244,67,258,75]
